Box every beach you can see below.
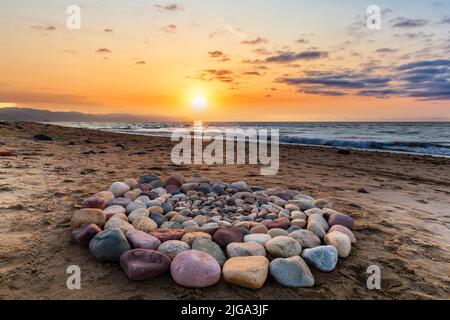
[0,121,449,300]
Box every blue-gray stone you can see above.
[89,228,130,262]
[197,183,210,195]
[192,238,227,266]
[108,197,132,208]
[161,221,183,229]
[145,200,161,208]
[300,202,316,211]
[302,245,338,272]
[150,180,166,188]
[210,184,225,195]
[150,212,167,227]
[179,209,194,217]
[139,174,161,184]
[270,256,315,287]
[162,202,173,213]
[287,225,301,233]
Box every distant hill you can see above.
[0,107,180,122]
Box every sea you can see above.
[50,122,450,157]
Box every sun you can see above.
[191,96,208,112]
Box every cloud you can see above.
[241,37,268,45]
[391,17,429,28]
[208,50,231,62]
[135,61,146,65]
[242,71,262,76]
[252,48,271,55]
[397,59,450,70]
[30,25,56,31]
[266,51,328,63]
[242,59,264,64]
[295,38,309,44]
[194,69,235,83]
[160,24,177,33]
[439,16,450,24]
[0,89,94,106]
[104,28,114,33]
[95,48,112,54]
[376,48,398,53]
[155,4,182,12]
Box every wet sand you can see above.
[0,121,449,300]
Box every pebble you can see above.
[94,191,115,203]
[243,234,272,247]
[108,197,132,208]
[324,231,352,258]
[308,214,329,231]
[70,208,106,230]
[104,217,134,233]
[72,223,102,246]
[306,221,326,238]
[288,230,321,249]
[110,213,128,222]
[270,256,315,287]
[89,228,130,262]
[104,205,126,220]
[150,228,186,242]
[124,189,142,200]
[139,174,161,184]
[329,225,356,243]
[266,236,302,258]
[161,221,183,229]
[126,201,146,214]
[222,256,270,289]
[170,250,221,288]
[226,242,266,257]
[120,249,171,280]
[128,208,150,223]
[157,240,191,260]
[267,228,289,238]
[327,212,354,230]
[231,181,249,192]
[147,206,164,215]
[132,216,158,233]
[150,212,167,227]
[213,228,244,248]
[302,245,338,272]
[250,224,268,234]
[125,229,161,250]
[81,196,108,210]
[181,232,212,246]
[291,210,307,220]
[290,218,307,228]
[314,199,332,209]
[108,182,131,197]
[192,238,227,266]
[266,220,289,230]
[123,178,139,189]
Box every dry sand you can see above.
[0,121,449,300]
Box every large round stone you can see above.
[328,212,354,230]
[266,236,302,258]
[94,191,115,203]
[243,234,272,247]
[120,249,170,280]
[222,256,269,289]
[104,205,127,220]
[329,225,356,243]
[128,208,149,223]
[266,220,289,230]
[108,182,131,197]
[104,217,134,233]
[288,230,321,249]
[82,197,108,210]
[70,208,106,230]
[72,223,102,246]
[267,228,289,238]
[324,231,352,258]
[157,240,190,260]
[125,229,161,250]
[181,232,212,246]
[126,201,147,214]
[150,212,167,227]
[302,245,338,272]
[192,238,227,267]
[269,256,314,287]
[170,250,221,288]
[226,242,266,257]
[89,228,130,262]
[213,228,244,248]
[132,216,158,233]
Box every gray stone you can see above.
[270,256,314,287]
[302,245,338,272]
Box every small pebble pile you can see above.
[71,174,356,289]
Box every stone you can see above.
[192,238,227,266]
[269,256,314,287]
[161,202,173,213]
[104,217,134,233]
[161,221,183,229]
[135,195,151,203]
[324,231,352,258]
[327,212,354,230]
[94,191,115,203]
[267,228,289,238]
[72,223,102,246]
[150,180,166,188]
[132,216,158,233]
[285,204,300,211]
[313,199,332,209]
[81,196,108,210]
[170,250,221,288]
[266,220,289,230]
[181,182,198,193]
[70,208,106,230]
[157,240,191,260]
[231,181,249,192]
[287,225,301,233]
[250,224,268,234]
[128,208,149,223]
[147,205,164,215]
[226,242,266,257]
[213,228,244,248]
[165,185,181,194]
[307,221,326,239]
[120,249,171,280]
[123,178,138,189]
[288,230,321,249]
[108,182,131,197]
[329,225,356,243]
[150,212,168,227]
[304,208,324,217]
[182,220,199,228]
[126,201,147,214]
[302,245,338,272]
[151,187,167,197]
[139,174,161,184]
[290,219,307,228]
[181,232,212,246]
[108,197,132,208]
[266,236,302,258]
[165,175,183,187]
[110,213,128,222]
[291,211,307,220]
[124,189,142,200]
[222,256,269,289]
[125,229,161,250]
[89,228,130,262]
[150,228,186,242]
[104,205,126,220]
[243,234,272,247]
[309,214,329,231]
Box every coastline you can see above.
[0,121,449,299]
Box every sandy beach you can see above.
[0,121,449,300]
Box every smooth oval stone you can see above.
[243,234,272,247]
[304,208,324,217]
[89,228,130,262]
[270,256,314,287]
[290,218,307,228]
[110,213,128,222]
[104,217,134,233]
[170,250,221,288]
[329,225,356,243]
[150,180,166,188]
[128,208,149,223]
[181,232,212,246]
[226,242,266,257]
[145,200,161,207]
[171,214,189,224]
[313,199,331,209]
[250,224,268,234]
[72,223,102,246]
[285,204,300,211]
[302,245,338,272]
[300,202,316,211]
[165,185,181,194]
[166,175,183,187]
[161,202,173,213]
[125,229,161,250]
[82,196,108,210]
[309,214,329,231]
[135,195,151,203]
[123,178,138,189]
[148,206,164,214]
[109,182,131,197]
[291,210,307,220]
[181,182,198,193]
[108,197,132,208]
[213,228,244,248]
[288,229,321,249]
[266,220,289,230]
[126,201,147,214]
[94,191,115,203]
[192,238,227,266]
[222,256,269,289]
[327,212,354,230]
[132,216,158,233]
[307,221,326,238]
[150,228,186,242]
[287,225,301,233]
[157,240,190,260]
[231,181,249,192]
[266,236,302,258]
[139,174,161,184]
[150,212,167,227]
[161,221,183,229]
[267,228,289,238]
[124,189,142,200]
[120,249,171,280]
[70,208,106,230]
[182,220,199,229]
[104,205,127,220]
[324,231,352,258]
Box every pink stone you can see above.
[329,225,356,243]
[328,213,354,230]
[72,223,102,246]
[125,229,161,250]
[120,249,171,280]
[213,228,244,248]
[170,250,221,288]
[82,197,108,210]
[150,228,186,242]
[266,220,289,230]
[165,176,183,187]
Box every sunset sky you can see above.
[1,0,449,121]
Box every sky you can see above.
[0,0,449,121]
